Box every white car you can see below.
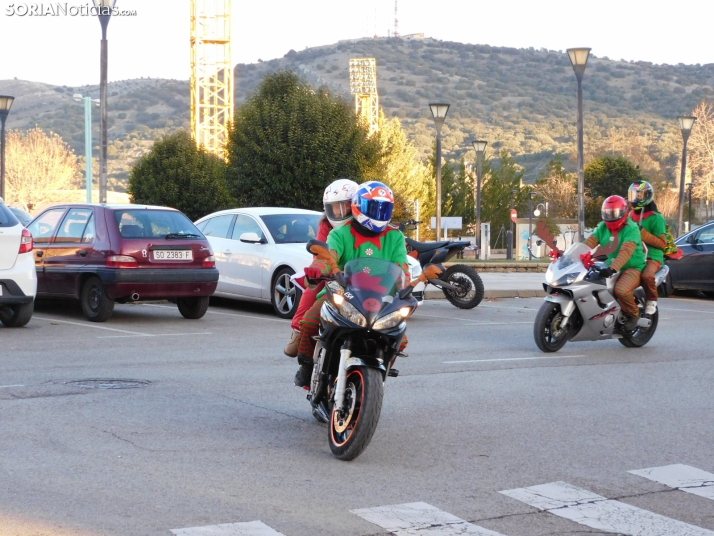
[0,197,37,326]
[194,207,323,318]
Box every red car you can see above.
[27,204,218,322]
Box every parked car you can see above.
[662,220,714,297]
[9,206,33,227]
[0,197,37,327]
[27,204,219,322]
[194,207,322,318]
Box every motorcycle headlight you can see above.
[552,272,577,287]
[373,306,412,330]
[334,298,367,327]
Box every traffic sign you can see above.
[510,209,518,222]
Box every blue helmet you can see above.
[351,181,395,233]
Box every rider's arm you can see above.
[584,235,599,249]
[641,229,666,250]
[388,230,411,286]
[609,241,636,271]
[641,214,666,250]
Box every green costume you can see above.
[590,218,646,271]
[327,220,409,273]
[631,209,667,263]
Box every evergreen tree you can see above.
[481,149,526,247]
[584,155,645,227]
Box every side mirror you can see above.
[398,286,414,299]
[686,234,697,245]
[240,232,264,244]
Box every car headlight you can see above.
[373,307,412,330]
[333,298,367,327]
[552,272,577,287]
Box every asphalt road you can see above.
[1,294,713,536]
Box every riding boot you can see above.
[624,310,640,331]
[294,353,313,388]
[284,329,302,357]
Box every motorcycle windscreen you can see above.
[343,257,406,324]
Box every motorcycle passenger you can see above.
[628,181,667,316]
[294,181,410,387]
[284,179,359,357]
[583,195,646,331]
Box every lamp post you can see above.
[73,94,100,203]
[472,139,487,257]
[94,0,117,204]
[567,47,591,242]
[677,116,696,236]
[528,191,538,261]
[0,95,14,201]
[507,188,518,260]
[429,103,450,240]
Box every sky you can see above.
[2,0,713,87]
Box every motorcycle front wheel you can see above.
[534,301,570,352]
[329,367,383,461]
[441,264,485,309]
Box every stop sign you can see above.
[510,209,518,221]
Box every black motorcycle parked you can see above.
[399,219,485,309]
[304,240,438,461]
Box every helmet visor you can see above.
[602,206,626,222]
[325,200,352,222]
[355,197,394,222]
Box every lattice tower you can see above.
[349,58,379,135]
[190,0,233,158]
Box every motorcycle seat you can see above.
[405,238,450,253]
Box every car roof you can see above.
[198,207,323,219]
[37,203,180,211]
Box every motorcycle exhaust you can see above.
[428,278,458,290]
[636,317,651,328]
[131,293,140,301]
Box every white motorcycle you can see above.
[534,242,668,352]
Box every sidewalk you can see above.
[425,270,546,300]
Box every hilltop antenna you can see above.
[394,0,399,37]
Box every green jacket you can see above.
[591,219,646,271]
[631,209,667,263]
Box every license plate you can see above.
[152,249,193,261]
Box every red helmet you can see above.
[601,195,629,232]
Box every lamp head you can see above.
[678,116,696,134]
[0,95,15,112]
[429,102,450,123]
[472,139,488,153]
[567,47,591,77]
[530,191,538,199]
[73,93,83,102]
[533,209,541,217]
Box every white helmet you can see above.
[323,178,358,228]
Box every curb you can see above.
[424,289,546,300]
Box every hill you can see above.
[2,37,713,190]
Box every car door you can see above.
[26,208,67,295]
[221,214,267,298]
[199,214,235,292]
[677,224,714,290]
[42,208,94,296]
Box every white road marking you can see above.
[630,464,714,501]
[351,502,505,535]
[501,481,714,535]
[415,312,533,326]
[0,384,24,389]
[143,303,290,323]
[33,316,148,335]
[97,332,213,339]
[444,355,585,364]
[170,520,285,536]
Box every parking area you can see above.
[1,295,714,536]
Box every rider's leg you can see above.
[285,284,322,357]
[615,268,642,329]
[294,295,326,387]
[641,260,661,314]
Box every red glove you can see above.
[304,267,323,282]
[580,252,595,269]
[549,249,563,262]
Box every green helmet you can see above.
[627,180,654,208]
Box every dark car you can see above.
[9,206,33,227]
[27,204,219,322]
[662,220,714,297]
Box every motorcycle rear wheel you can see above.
[534,301,569,352]
[618,309,658,347]
[441,264,485,309]
[329,367,383,461]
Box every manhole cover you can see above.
[65,379,152,389]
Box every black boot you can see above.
[294,353,313,388]
[623,312,640,331]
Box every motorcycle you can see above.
[398,219,484,309]
[304,239,441,461]
[534,242,669,352]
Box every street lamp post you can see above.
[567,47,591,242]
[677,116,696,236]
[507,188,518,260]
[73,94,100,203]
[429,103,450,240]
[0,95,14,201]
[472,139,487,257]
[94,0,117,204]
[528,191,538,261]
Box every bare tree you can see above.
[4,128,79,211]
[687,100,714,218]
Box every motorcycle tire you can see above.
[618,309,659,348]
[534,301,570,352]
[440,264,485,309]
[328,367,383,461]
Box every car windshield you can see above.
[114,209,203,239]
[260,214,322,244]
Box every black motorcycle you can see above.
[304,240,437,461]
[398,219,485,309]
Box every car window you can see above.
[55,208,93,243]
[231,215,265,241]
[695,225,714,244]
[82,214,96,243]
[201,215,234,238]
[259,214,322,244]
[0,204,20,228]
[27,209,66,243]
[114,209,203,239]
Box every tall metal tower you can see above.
[349,58,379,135]
[394,0,399,37]
[190,0,233,158]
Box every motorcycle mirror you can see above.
[335,272,347,287]
[398,286,414,300]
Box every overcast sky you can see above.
[2,0,713,87]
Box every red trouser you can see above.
[615,268,641,317]
[290,282,324,331]
[641,260,661,302]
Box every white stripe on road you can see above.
[0,384,24,389]
[444,355,585,364]
[501,481,714,535]
[143,303,290,323]
[97,332,213,339]
[416,312,533,326]
[351,502,505,535]
[630,464,714,501]
[33,316,148,335]
[170,520,285,536]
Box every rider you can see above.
[284,178,359,357]
[628,180,667,315]
[582,195,646,331]
[293,181,410,387]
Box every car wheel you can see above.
[81,276,114,322]
[702,291,714,299]
[0,300,34,327]
[177,296,209,319]
[272,267,302,319]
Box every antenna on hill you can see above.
[393,0,399,37]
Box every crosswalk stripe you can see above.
[630,464,714,501]
[500,481,714,536]
[170,520,286,536]
[350,501,505,535]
